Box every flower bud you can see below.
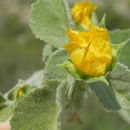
[71,1,97,29]
[63,26,112,76]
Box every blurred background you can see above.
[0,0,130,129]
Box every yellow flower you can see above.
[71,1,97,29]
[63,26,112,76]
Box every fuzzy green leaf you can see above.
[6,80,32,101]
[107,63,130,122]
[10,80,59,130]
[42,44,54,62]
[25,70,44,88]
[56,77,88,130]
[45,49,68,80]
[114,92,130,123]
[0,107,12,122]
[109,39,129,70]
[107,63,130,92]
[89,80,120,110]
[30,0,73,48]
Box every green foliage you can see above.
[115,92,130,123]
[6,80,33,101]
[99,14,106,28]
[25,70,44,88]
[106,63,130,122]
[89,80,120,110]
[42,44,54,62]
[45,49,68,80]
[107,63,130,92]
[11,80,59,130]
[0,107,12,122]
[56,76,88,130]
[30,0,73,48]
[1,0,130,129]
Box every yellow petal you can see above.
[63,43,85,68]
[71,1,97,29]
[63,26,112,77]
[90,25,109,41]
[66,29,90,47]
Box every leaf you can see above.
[110,29,130,68]
[91,12,99,25]
[114,92,130,123]
[89,80,120,110]
[6,80,32,101]
[99,14,106,28]
[30,0,73,48]
[107,63,130,92]
[0,107,12,122]
[10,80,59,130]
[60,60,84,79]
[42,44,54,62]
[109,40,129,70]
[106,63,130,122]
[5,70,44,103]
[119,109,130,123]
[56,77,88,130]
[25,70,44,88]
[45,49,68,80]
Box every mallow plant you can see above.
[0,0,130,130]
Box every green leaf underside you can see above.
[11,80,59,130]
[116,92,130,123]
[89,80,120,110]
[45,49,68,80]
[107,63,130,123]
[30,0,73,48]
[107,63,130,92]
[110,29,130,68]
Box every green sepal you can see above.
[91,12,99,26]
[110,29,130,67]
[108,39,129,71]
[98,14,106,28]
[61,59,110,83]
[59,59,85,79]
